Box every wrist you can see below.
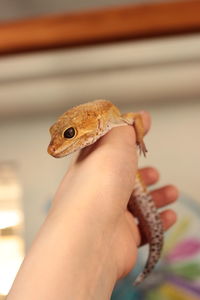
[47,202,118,300]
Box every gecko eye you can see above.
[63,127,76,139]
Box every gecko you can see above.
[47,99,164,285]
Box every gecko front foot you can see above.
[137,140,148,157]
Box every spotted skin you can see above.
[128,173,164,285]
[48,99,164,285]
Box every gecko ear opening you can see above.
[63,127,77,139]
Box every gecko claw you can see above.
[138,141,148,157]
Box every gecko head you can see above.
[47,108,99,158]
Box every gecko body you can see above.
[48,99,164,285]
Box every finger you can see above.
[151,185,179,208]
[139,209,177,246]
[139,111,151,135]
[161,209,177,231]
[139,167,160,186]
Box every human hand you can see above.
[52,111,178,285]
[8,112,178,300]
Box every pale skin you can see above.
[7,112,178,300]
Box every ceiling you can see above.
[1,0,167,22]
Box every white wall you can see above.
[1,34,200,118]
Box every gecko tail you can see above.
[133,273,145,286]
[129,175,164,286]
[133,241,163,286]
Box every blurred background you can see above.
[0,0,200,299]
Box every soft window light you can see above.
[0,163,24,297]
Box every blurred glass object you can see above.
[0,162,24,297]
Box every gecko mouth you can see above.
[48,145,70,158]
[47,139,79,158]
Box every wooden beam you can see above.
[1,0,200,55]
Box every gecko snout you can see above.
[47,143,56,156]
